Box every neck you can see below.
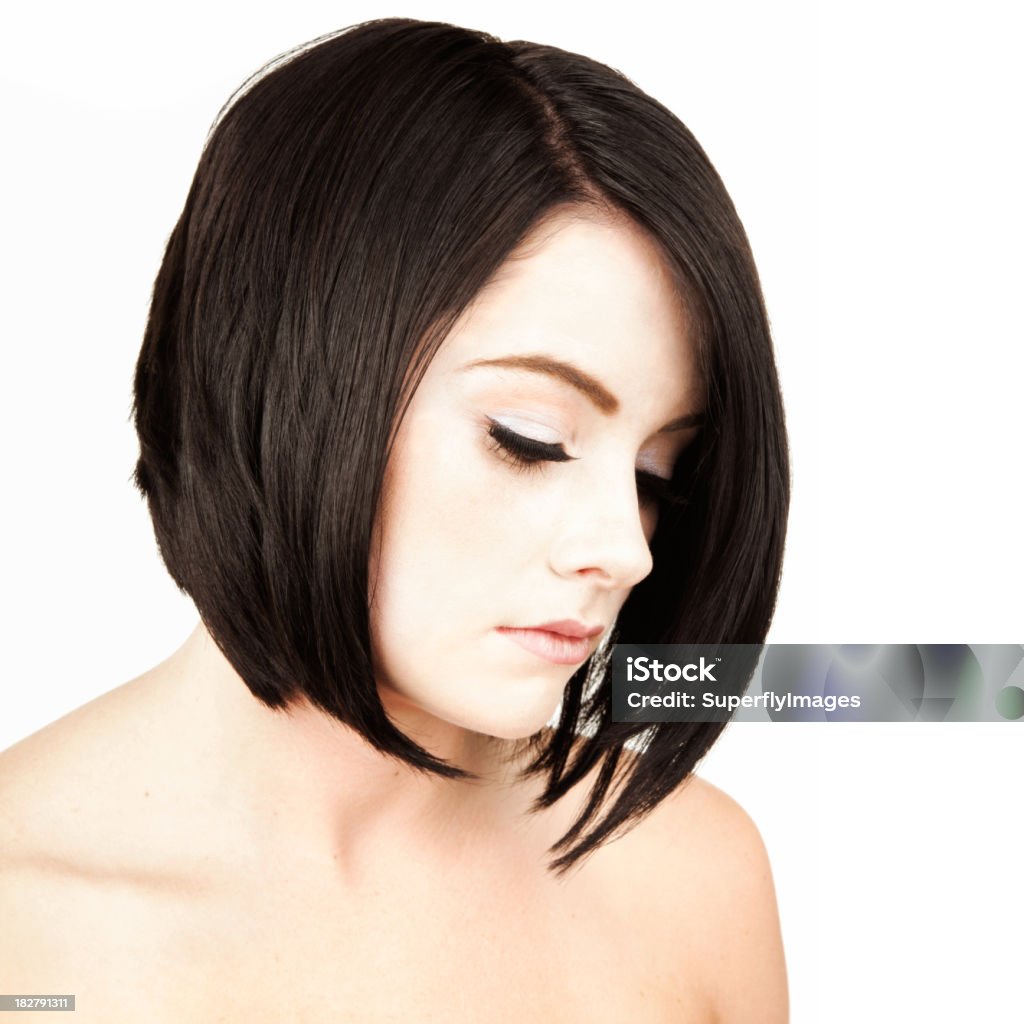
[140,622,543,880]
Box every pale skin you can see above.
[0,210,788,1022]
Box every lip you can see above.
[495,621,604,666]
[527,619,604,639]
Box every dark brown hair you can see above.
[132,17,789,873]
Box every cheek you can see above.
[385,412,567,576]
[366,412,590,736]
[370,413,504,646]
[372,404,584,661]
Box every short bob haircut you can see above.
[133,17,789,873]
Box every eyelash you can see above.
[485,419,689,508]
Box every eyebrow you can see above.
[458,354,705,433]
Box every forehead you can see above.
[428,210,698,391]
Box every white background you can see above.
[1,2,1021,1021]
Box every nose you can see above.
[547,468,655,590]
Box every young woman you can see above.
[0,18,790,1021]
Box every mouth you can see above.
[494,625,602,666]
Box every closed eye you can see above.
[485,419,688,507]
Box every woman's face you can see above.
[369,210,703,742]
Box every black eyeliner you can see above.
[486,418,687,507]
[486,419,575,463]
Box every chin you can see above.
[377,673,564,743]
[450,690,565,741]
[469,714,557,742]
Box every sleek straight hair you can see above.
[133,17,789,873]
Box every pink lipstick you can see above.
[495,620,603,665]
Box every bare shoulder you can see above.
[634,774,777,883]
[0,708,114,1000]
[0,680,150,871]
[0,706,96,868]
[0,670,227,889]
[0,688,218,1016]
[653,776,788,1024]
[586,773,789,1024]
[0,683,155,891]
